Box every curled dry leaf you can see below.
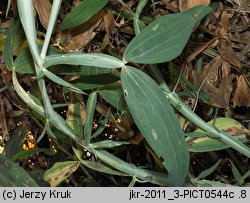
[233,75,250,107]
[179,0,211,12]
[33,0,52,29]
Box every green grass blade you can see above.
[242,169,250,181]
[13,72,86,152]
[5,129,26,159]
[98,87,127,111]
[41,0,62,59]
[121,66,189,186]
[123,5,212,64]
[17,0,42,65]
[43,68,85,94]
[96,150,171,186]
[196,159,221,180]
[90,140,128,149]
[66,99,84,138]
[12,148,54,161]
[84,92,97,143]
[12,72,45,116]
[43,53,125,68]
[71,73,120,90]
[133,0,148,35]
[0,154,38,186]
[61,0,109,30]
[229,160,244,185]
[3,18,21,70]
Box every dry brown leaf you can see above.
[215,11,242,69]
[216,11,229,36]
[217,40,242,69]
[218,61,233,107]
[193,56,233,108]
[185,38,218,64]
[59,11,103,52]
[0,96,8,140]
[102,9,116,50]
[33,0,52,29]
[179,0,210,11]
[233,75,250,107]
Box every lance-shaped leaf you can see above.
[42,68,85,94]
[43,53,124,69]
[43,161,80,187]
[121,66,189,186]
[17,0,41,65]
[123,5,212,64]
[84,92,97,143]
[61,0,109,30]
[3,18,22,70]
[187,117,249,152]
[0,154,38,186]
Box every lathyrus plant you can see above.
[1,0,249,187]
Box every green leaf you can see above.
[73,148,128,176]
[0,154,38,186]
[12,72,45,117]
[242,169,250,181]
[80,159,128,177]
[98,87,127,111]
[17,0,42,65]
[96,150,171,186]
[84,92,97,143]
[121,66,189,186]
[5,129,26,159]
[229,160,244,186]
[66,98,84,138]
[80,66,112,75]
[13,47,35,74]
[123,5,212,64]
[133,0,148,35]
[194,179,233,187]
[43,68,85,94]
[91,110,110,139]
[61,0,109,30]
[3,18,22,70]
[187,117,249,152]
[187,135,247,152]
[44,53,124,69]
[90,140,128,149]
[196,159,221,180]
[12,148,54,161]
[43,161,80,187]
[14,46,62,74]
[70,73,120,90]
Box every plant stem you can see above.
[41,0,62,60]
[148,66,250,158]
